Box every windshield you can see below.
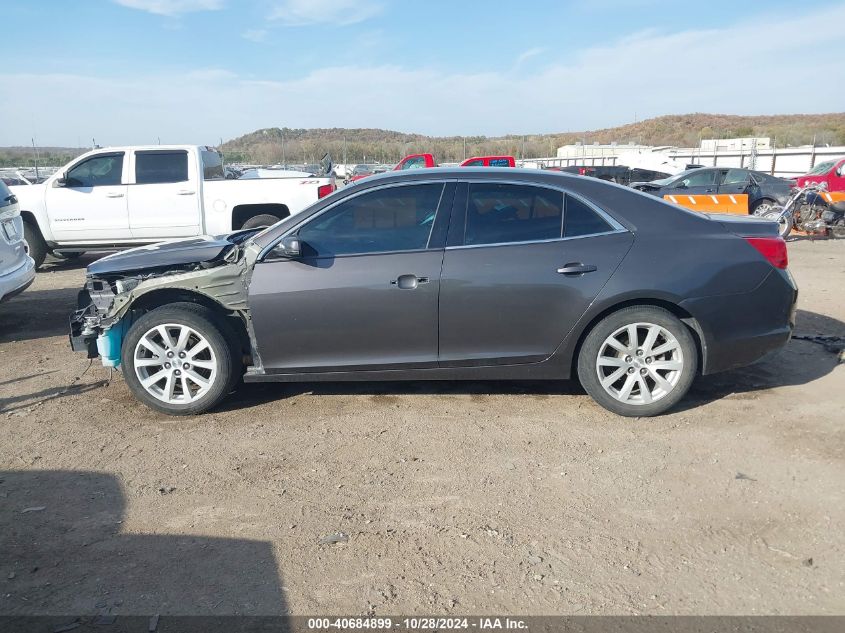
[806,160,838,175]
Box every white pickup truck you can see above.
[13,145,335,268]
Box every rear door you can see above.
[44,152,130,241]
[249,181,454,372]
[719,168,754,196]
[438,181,633,366]
[128,149,201,239]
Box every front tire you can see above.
[121,303,239,415]
[577,306,698,417]
[23,220,47,269]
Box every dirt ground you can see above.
[0,240,843,617]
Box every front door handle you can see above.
[105,192,124,198]
[177,190,196,196]
[557,263,597,276]
[390,274,430,289]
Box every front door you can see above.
[438,183,632,366]
[45,152,130,241]
[662,168,720,197]
[249,182,452,372]
[128,149,201,239]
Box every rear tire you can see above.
[121,303,240,416]
[241,214,281,230]
[751,199,777,216]
[577,306,698,417]
[762,210,793,239]
[22,220,47,269]
[831,219,845,239]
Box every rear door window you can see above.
[201,150,225,180]
[723,169,750,184]
[464,183,563,246]
[135,151,189,185]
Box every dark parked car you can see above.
[70,168,796,417]
[631,167,793,215]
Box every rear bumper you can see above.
[681,268,797,375]
[0,254,36,302]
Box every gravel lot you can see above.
[1,240,843,617]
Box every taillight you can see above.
[317,183,336,199]
[578,167,587,175]
[745,237,788,269]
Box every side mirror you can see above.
[273,236,302,258]
[675,181,687,189]
[53,172,68,188]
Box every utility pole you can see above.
[281,131,286,167]
[463,137,467,160]
[343,136,347,166]
[31,138,40,180]
[521,135,526,159]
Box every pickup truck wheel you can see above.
[122,303,238,416]
[241,214,281,230]
[23,220,47,269]
[577,306,698,417]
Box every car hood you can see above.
[87,232,257,276]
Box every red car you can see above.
[795,157,845,191]
[393,153,516,171]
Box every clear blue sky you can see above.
[2,0,843,146]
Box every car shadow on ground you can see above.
[221,378,586,412]
[221,310,843,414]
[0,470,289,621]
[682,309,843,411]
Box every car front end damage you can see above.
[70,237,262,370]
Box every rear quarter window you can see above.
[0,180,13,207]
[564,195,613,238]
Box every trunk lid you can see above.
[705,212,780,237]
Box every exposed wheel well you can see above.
[231,203,290,230]
[20,210,40,230]
[571,298,705,378]
[127,289,251,358]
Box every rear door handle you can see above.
[390,274,430,289]
[557,263,597,276]
[105,192,124,198]
[177,190,196,196]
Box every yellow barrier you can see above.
[663,193,749,215]
[817,191,845,204]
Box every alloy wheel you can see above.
[133,323,218,404]
[595,322,684,405]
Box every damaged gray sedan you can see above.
[71,168,797,417]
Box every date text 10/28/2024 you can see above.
[307,617,528,630]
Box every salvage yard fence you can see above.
[529,145,845,178]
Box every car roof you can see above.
[358,166,582,186]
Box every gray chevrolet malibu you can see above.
[70,168,797,417]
